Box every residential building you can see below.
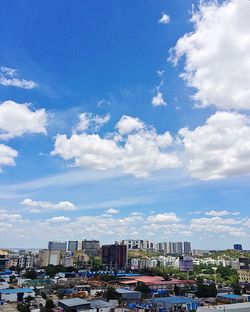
[238,270,250,283]
[38,249,50,267]
[239,258,250,270]
[121,239,155,252]
[48,241,67,251]
[18,255,35,269]
[0,255,8,270]
[82,239,100,257]
[102,243,127,269]
[184,241,192,255]
[68,241,79,252]
[49,250,62,265]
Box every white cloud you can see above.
[76,112,110,132]
[170,0,250,110]
[116,115,144,135]
[191,216,247,237]
[159,13,170,25]
[152,89,166,107]
[0,66,37,89]
[105,208,119,215]
[0,100,47,140]
[205,210,240,217]
[179,111,250,180]
[147,212,181,223]
[47,216,71,223]
[0,213,22,221]
[0,144,18,170]
[52,115,180,177]
[21,198,77,211]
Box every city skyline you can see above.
[0,0,250,249]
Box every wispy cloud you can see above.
[0,66,37,89]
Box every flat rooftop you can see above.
[58,298,89,307]
[197,302,250,311]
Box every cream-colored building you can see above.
[238,270,250,283]
[38,249,50,267]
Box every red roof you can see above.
[118,275,196,286]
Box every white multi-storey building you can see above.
[121,239,156,252]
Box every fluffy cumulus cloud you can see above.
[116,115,144,135]
[0,100,47,140]
[159,13,170,25]
[52,115,180,177]
[151,89,166,107]
[191,216,247,237]
[0,66,37,89]
[146,212,181,223]
[179,111,250,180]
[76,112,110,132]
[170,0,250,110]
[21,198,77,211]
[105,208,119,215]
[1,208,249,245]
[205,210,240,217]
[0,144,18,171]
[47,216,71,223]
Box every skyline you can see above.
[0,0,250,249]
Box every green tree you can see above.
[45,298,55,312]
[104,287,120,300]
[134,282,151,298]
[24,269,37,280]
[17,303,31,312]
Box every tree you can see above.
[24,269,37,280]
[104,287,120,300]
[45,298,55,312]
[17,303,30,312]
[135,282,151,298]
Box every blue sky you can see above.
[0,0,250,249]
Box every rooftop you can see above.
[58,298,89,307]
[0,288,33,294]
[152,296,197,304]
[197,302,250,311]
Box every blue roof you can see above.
[0,288,33,294]
[217,293,243,299]
[153,296,197,304]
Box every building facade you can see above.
[102,243,127,269]
[48,241,67,251]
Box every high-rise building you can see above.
[68,241,79,252]
[0,255,8,270]
[48,241,67,251]
[49,250,62,265]
[38,250,50,267]
[82,239,100,257]
[176,242,183,255]
[184,241,192,255]
[234,244,243,251]
[121,239,156,252]
[102,243,127,269]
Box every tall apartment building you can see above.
[68,241,79,252]
[102,243,127,269]
[82,239,100,257]
[121,239,155,252]
[184,242,192,255]
[38,250,50,267]
[49,250,62,265]
[48,241,67,251]
[18,255,35,269]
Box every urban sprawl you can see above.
[1,240,250,312]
